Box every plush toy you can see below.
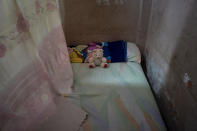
[68,48,84,63]
[89,49,108,68]
[86,42,102,52]
[84,42,104,63]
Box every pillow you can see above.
[108,40,127,63]
[127,42,141,63]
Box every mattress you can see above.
[69,62,166,131]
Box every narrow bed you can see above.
[70,62,166,131]
[67,42,166,131]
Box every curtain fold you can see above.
[0,0,79,130]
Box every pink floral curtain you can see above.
[0,0,75,130]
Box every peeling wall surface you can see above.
[144,0,197,130]
[59,0,141,46]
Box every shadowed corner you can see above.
[143,0,197,130]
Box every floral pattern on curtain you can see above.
[0,0,77,130]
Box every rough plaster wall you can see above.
[59,0,141,46]
[136,0,152,52]
[145,0,197,130]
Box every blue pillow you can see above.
[108,40,127,63]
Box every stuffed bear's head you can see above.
[92,49,103,58]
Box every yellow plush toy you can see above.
[69,48,83,63]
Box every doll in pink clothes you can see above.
[86,42,102,52]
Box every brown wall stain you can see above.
[144,0,197,130]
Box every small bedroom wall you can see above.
[58,0,142,46]
[144,0,197,130]
[57,0,197,130]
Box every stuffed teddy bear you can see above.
[89,49,108,68]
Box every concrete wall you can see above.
[136,0,152,52]
[59,0,141,46]
[144,0,197,130]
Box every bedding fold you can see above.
[71,62,166,131]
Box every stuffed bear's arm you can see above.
[101,57,107,63]
[89,57,94,63]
